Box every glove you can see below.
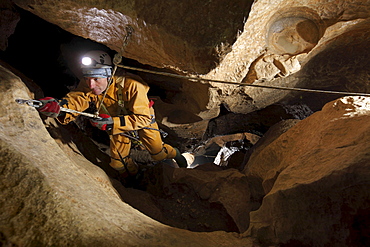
[90,114,113,131]
[37,97,61,118]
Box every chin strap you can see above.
[96,25,134,115]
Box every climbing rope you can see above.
[116,64,370,97]
[94,26,138,174]
[96,26,134,115]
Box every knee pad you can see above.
[150,144,177,161]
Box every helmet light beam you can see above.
[82,57,93,66]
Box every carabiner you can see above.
[15,99,43,108]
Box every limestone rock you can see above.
[205,1,370,116]
[12,0,253,74]
[243,96,370,246]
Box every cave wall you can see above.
[243,96,370,246]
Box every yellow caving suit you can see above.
[57,69,178,174]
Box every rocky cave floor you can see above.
[127,165,240,233]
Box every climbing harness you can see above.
[121,131,141,143]
[15,99,102,119]
[122,130,143,148]
[117,128,168,148]
[142,127,168,138]
[115,64,370,97]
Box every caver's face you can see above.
[85,77,108,95]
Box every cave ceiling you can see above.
[1,0,370,139]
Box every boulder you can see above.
[243,96,370,246]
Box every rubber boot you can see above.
[174,148,188,168]
[114,158,140,187]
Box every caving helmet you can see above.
[81,50,112,78]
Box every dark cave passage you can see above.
[0,8,78,98]
[0,7,175,101]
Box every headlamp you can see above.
[82,68,112,78]
[82,57,93,66]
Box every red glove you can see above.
[37,97,61,118]
[90,114,113,131]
